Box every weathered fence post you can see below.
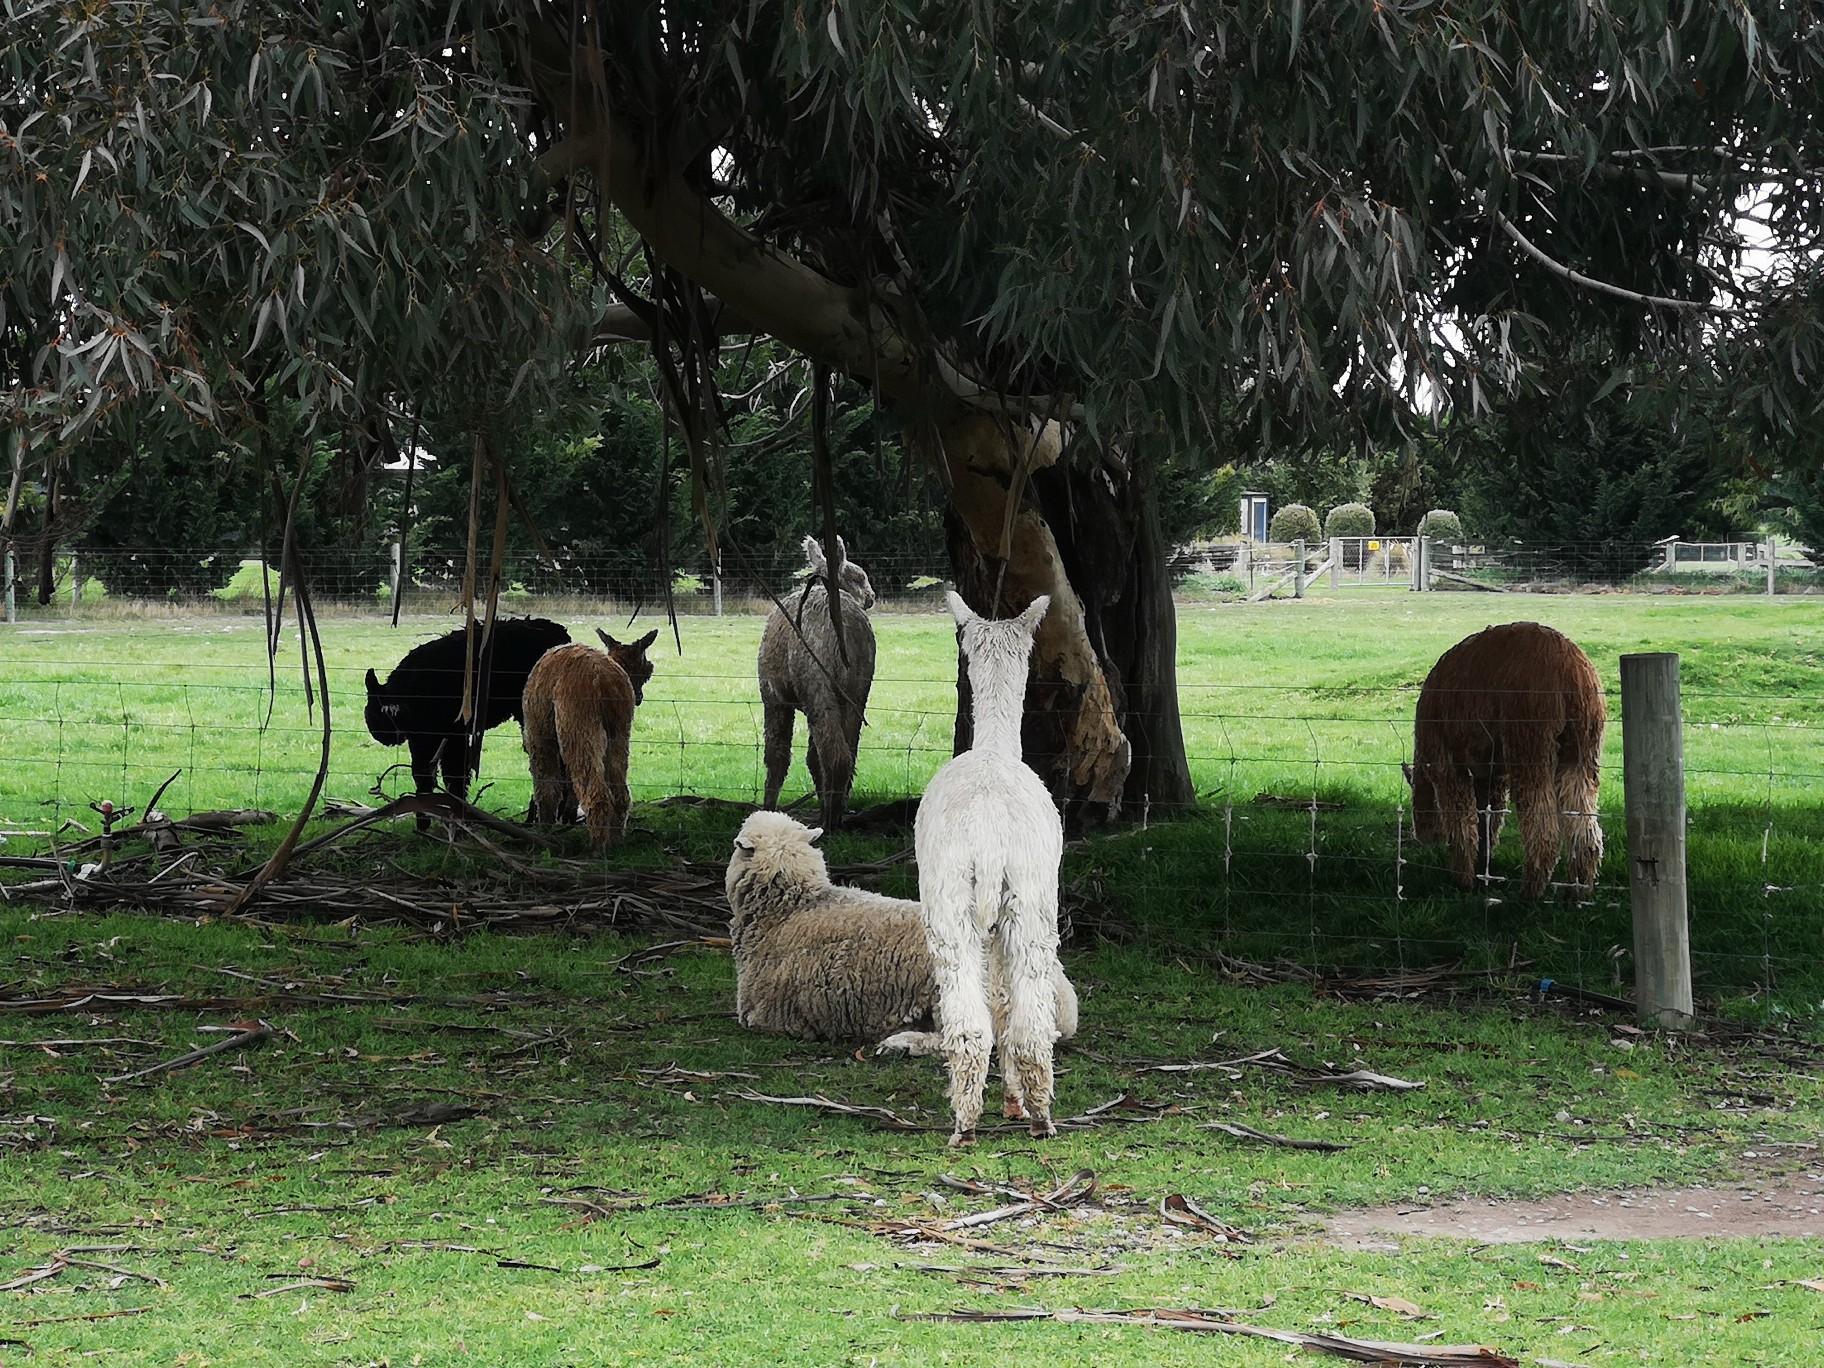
[1412,536,1431,592]
[1661,539,1678,573]
[1621,652,1694,1028]
[1292,539,1306,598]
[69,553,79,613]
[389,540,402,602]
[1329,536,1343,593]
[711,551,723,617]
[4,545,14,623]
[1766,535,1777,597]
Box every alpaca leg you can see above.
[407,737,440,834]
[987,952,1026,1121]
[761,698,794,810]
[604,725,632,847]
[925,910,991,1146]
[1433,768,1480,890]
[809,712,855,831]
[1557,762,1604,895]
[995,885,1062,1138]
[1511,760,1563,899]
[523,699,570,827]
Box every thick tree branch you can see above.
[1460,175,1735,316]
[1507,149,1712,194]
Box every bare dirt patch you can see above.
[1326,1151,1824,1247]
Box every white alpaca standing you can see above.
[915,590,1064,1146]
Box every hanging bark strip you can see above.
[228,540,334,915]
[809,361,850,664]
[896,1308,1519,1366]
[389,409,421,627]
[458,431,487,726]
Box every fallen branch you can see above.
[938,1170,1098,1231]
[15,1306,152,1327]
[1199,1120,1349,1152]
[104,1021,274,1084]
[245,1277,355,1298]
[1141,1047,1424,1091]
[1160,1193,1251,1243]
[729,1089,924,1131]
[898,1307,1518,1365]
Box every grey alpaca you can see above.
[758,535,877,830]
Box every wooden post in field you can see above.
[69,553,79,613]
[4,545,14,623]
[1766,536,1777,597]
[1621,652,1694,1028]
[1329,536,1342,592]
[1292,539,1306,598]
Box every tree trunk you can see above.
[938,412,1190,820]
[1032,455,1194,814]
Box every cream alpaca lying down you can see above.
[724,809,1077,1054]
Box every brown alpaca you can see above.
[1405,622,1606,899]
[521,628,657,849]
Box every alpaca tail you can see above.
[554,692,612,846]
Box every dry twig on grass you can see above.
[1200,1120,1349,1151]
[1142,1046,1424,1091]
[898,1308,1518,1366]
[103,1020,274,1085]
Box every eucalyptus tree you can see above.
[5,3,1821,811]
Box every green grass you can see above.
[3,912,1823,1366]
[4,595,1824,1363]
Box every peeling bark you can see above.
[938,413,1133,816]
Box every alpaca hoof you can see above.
[1028,1116,1056,1140]
[1002,1096,1028,1121]
[947,1128,976,1149]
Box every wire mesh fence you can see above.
[3,607,1821,1016]
[4,536,1821,621]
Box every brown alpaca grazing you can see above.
[1405,622,1606,899]
[521,628,658,849]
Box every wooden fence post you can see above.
[1329,536,1343,592]
[1621,652,1694,1028]
[1292,539,1306,598]
[1766,535,1777,597]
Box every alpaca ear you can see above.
[364,667,381,695]
[834,535,848,562]
[632,628,658,652]
[596,628,617,650]
[804,826,825,845]
[733,835,755,853]
[802,534,826,572]
[1017,595,1051,634]
[945,590,976,627]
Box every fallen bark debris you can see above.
[1160,1193,1251,1244]
[1200,1120,1350,1152]
[936,1170,1098,1231]
[1142,1047,1424,1091]
[103,1020,274,1084]
[906,1262,1125,1281]
[245,1277,356,1298]
[898,1307,1519,1366]
[1,1249,171,1292]
[14,1306,152,1327]
[729,1089,925,1131]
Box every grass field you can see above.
[3,592,1824,1364]
[4,591,1823,1010]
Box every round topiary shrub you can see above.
[1324,502,1375,538]
[1325,503,1376,569]
[1417,508,1464,543]
[1268,502,1321,544]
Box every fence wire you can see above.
[3,632,1821,1015]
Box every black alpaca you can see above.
[365,618,571,821]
